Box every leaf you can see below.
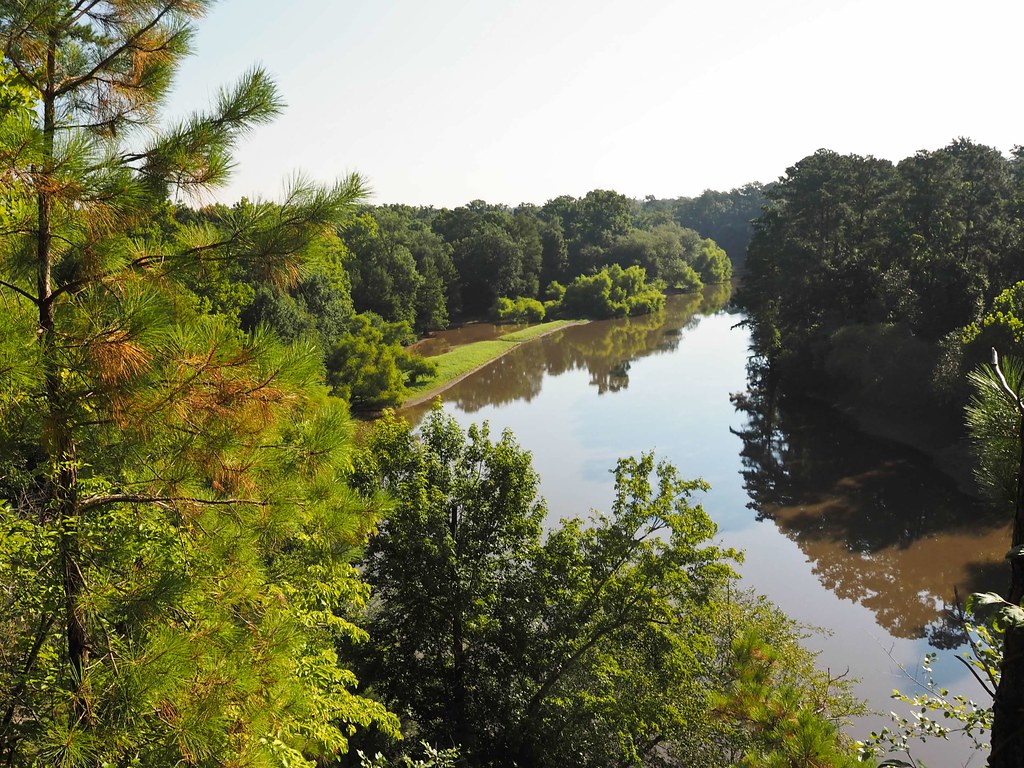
[996,604,1024,631]
[967,592,1009,626]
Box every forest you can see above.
[737,141,1024,433]
[2,3,1023,768]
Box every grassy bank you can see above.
[403,320,578,407]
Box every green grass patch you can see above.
[404,320,576,402]
[501,320,575,342]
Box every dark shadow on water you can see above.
[733,363,1009,644]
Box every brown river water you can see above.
[402,287,1006,766]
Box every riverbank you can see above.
[400,320,583,409]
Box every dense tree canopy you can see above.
[0,3,397,764]
[735,141,1024,427]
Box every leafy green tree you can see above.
[494,296,545,323]
[509,210,543,298]
[243,283,314,342]
[692,237,732,284]
[576,188,635,248]
[0,3,397,764]
[537,216,569,288]
[644,183,767,268]
[450,223,528,316]
[240,266,354,350]
[345,207,458,332]
[558,264,665,319]
[325,313,433,410]
[352,409,547,757]
[897,140,1011,338]
[539,191,634,278]
[382,208,458,330]
[414,251,452,331]
[341,213,423,329]
[353,410,860,767]
[963,281,1024,363]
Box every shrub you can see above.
[494,296,546,323]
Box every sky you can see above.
[164,0,1024,208]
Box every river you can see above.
[402,287,1006,766]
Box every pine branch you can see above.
[1,611,57,730]
[0,280,38,304]
[55,3,181,97]
[991,348,1024,416]
[79,494,271,513]
[0,46,39,94]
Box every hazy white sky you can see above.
[165,0,1024,208]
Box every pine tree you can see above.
[0,3,398,764]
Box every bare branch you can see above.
[79,494,271,513]
[0,280,39,304]
[991,348,1024,417]
[955,653,997,699]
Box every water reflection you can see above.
[405,288,725,421]
[732,369,1008,646]
[410,320,529,356]
[403,284,1008,653]
[397,287,1002,762]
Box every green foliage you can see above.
[325,314,431,410]
[668,260,704,292]
[494,296,545,323]
[857,623,998,767]
[557,264,665,319]
[717,631,862,767]
[694,592,865,768]
[544,280,566,302]
[352,408,547,757]
[737,141,1023,402]
[350,408,854,767]
[358,742,460,768]
[340,213,423,330]
[0,3,396,764]
[965,357,1024,510]
[963,281,1024,359]
[606,223,695,286]
[641,184,766,268]
[692,238,733,284]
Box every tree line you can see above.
[737,141,1024,425]
[144,187,734,410]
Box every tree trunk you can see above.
[37,27,90,723]
[991,390,1024,766]
[990,626,1024,768]
[1009,412,1024,605]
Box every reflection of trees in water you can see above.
[402,284,733,421]
[699,281,732,315]
[440,288,726,412]
[733,357,1009,644]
